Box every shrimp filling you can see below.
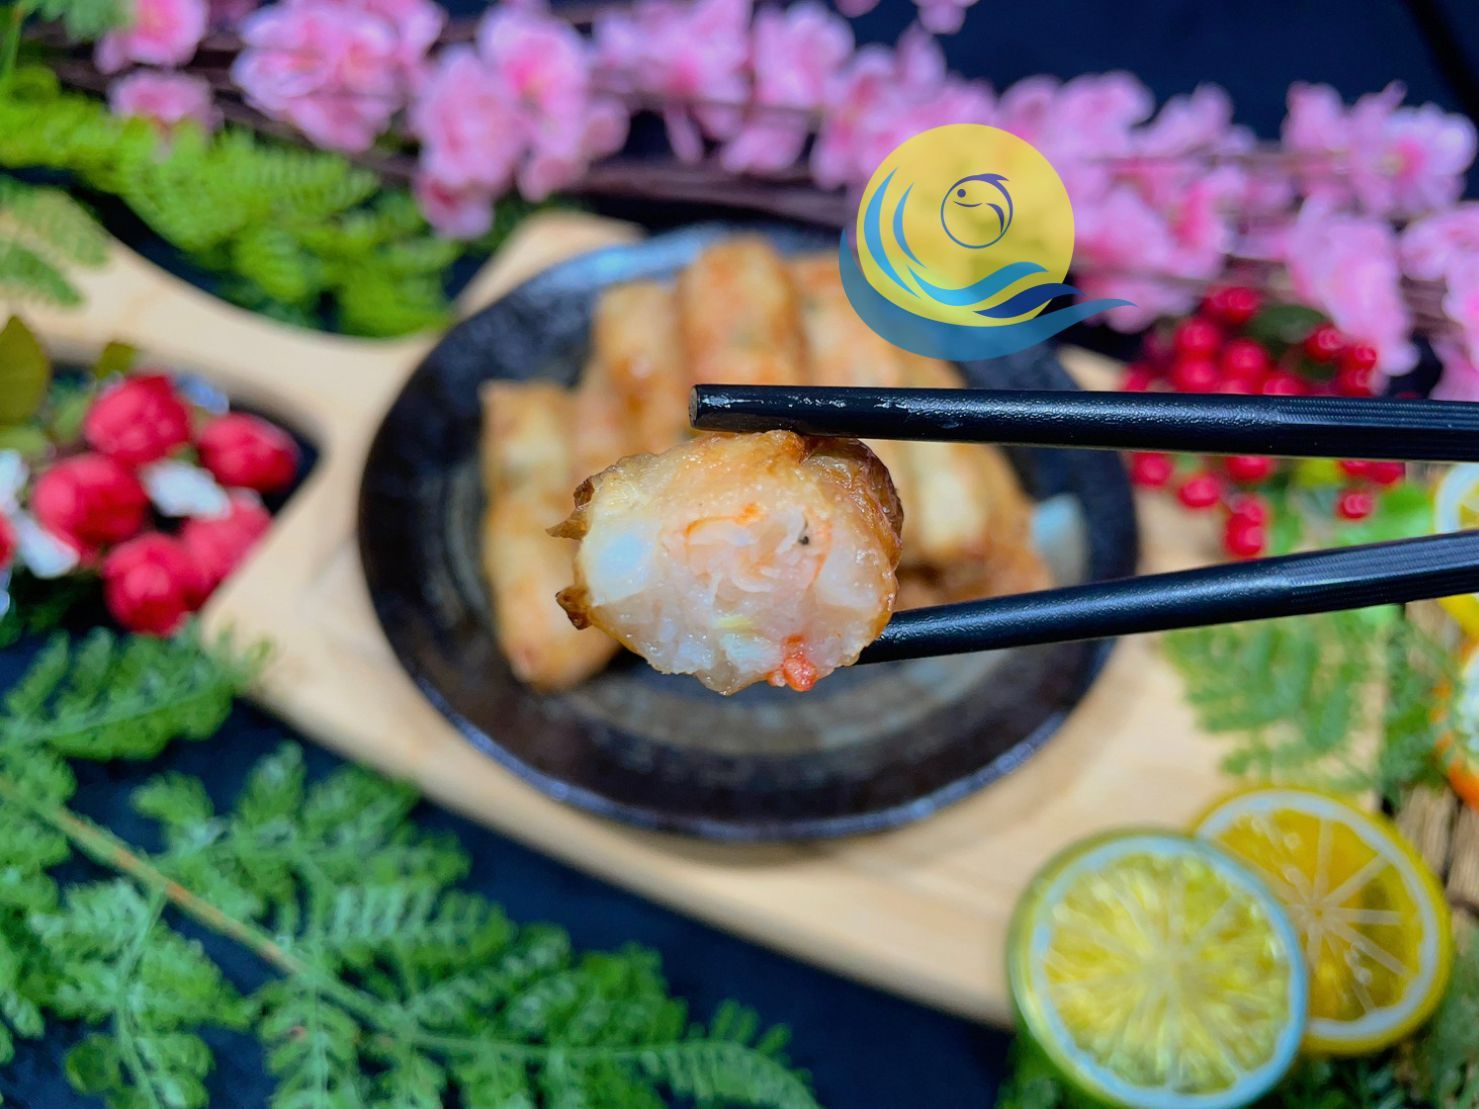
[555,432,902,695]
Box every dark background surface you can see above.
[10,0,1479,1105]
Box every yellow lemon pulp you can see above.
[1434,465,1479,636]
[1195,788,1452,1054]
[1008,832,1306,1108]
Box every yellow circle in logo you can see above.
[855,124,1075,328]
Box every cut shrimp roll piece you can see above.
[480,382,618,692]
[554,431,903,695]
[591,281,690,456]
[678,238,806,388]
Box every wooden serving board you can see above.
[10,213,1235,1024]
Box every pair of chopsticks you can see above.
[689,386,1479,665]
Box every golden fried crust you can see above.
[591,282,690,455]
[479,381,617,691]
[678,238,806,387]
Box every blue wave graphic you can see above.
[906,260,1047,308]
[839,239,1130,361]
[864,170,914,297]
[974,282,1080,319]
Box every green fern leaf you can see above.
[19,0,130,40]
[258,980,369,1109]
[35,881,243,1109]
[0,630,253,761]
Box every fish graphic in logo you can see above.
[839,123,1130,360]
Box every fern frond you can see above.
[0,629,253,760]
[19,0,129,40]
[257,979,368,1109]
[35,881,243,1109]
[0,75,475,335]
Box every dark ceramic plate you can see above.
[358,224,1138,841]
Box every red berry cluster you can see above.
[0,374,300,636]
[1123,289,1397,560]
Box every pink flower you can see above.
[410,47,522,191]
[811,28,989,189]
[1283,82,1477,217]
[1401,203,1479,283]
[1284,202,1417,375]
[343,0,444,70]
[477,5,626,198]
[1073,184,1193,330]
[1442,256,1479,367]
[913,0,978,35]
[413,174,496,238]
[1432,337,1479,403]
[594,0,752,162]
[993,72,1152,205]
[108,70,219,132]
[95,0,207,73]
[721,3,852,175]
[233,1,404,152]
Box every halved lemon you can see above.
[1007,830,1307,1108]
[1194,787,1451,1054]
[1433,464,1479,637]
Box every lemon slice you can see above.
[1433,465,1479,636]
[1195,787,1452,1054]
[1007,831,1306,1108]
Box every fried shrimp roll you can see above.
[590,281,690,455]
[790,253,914,502]
[553,431,903,695]
[678,238,806,387]
[480,382,618,691]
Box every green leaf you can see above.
[18,0,130,41]
[1337,482,1433,547]
[92,341,138,380]
[0,315,51,422]
[0,424,49,459]
[1246,304,1327,349]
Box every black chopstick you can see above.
[690,386,1479,462]
[860,529,1479,664]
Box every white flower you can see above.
[14,512,79,579]
[0,450,27,513]
[140,459,230,519]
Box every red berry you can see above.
[1129,451,1175,488]
[1177,472,1222,509]
[101,533,205,636]
[1335,364,1375,396]
[31,454,149,554]
[83,374,192,466]
[1339,459,1370,479]
[1204,286,1261,327]
[1365,461,1405,486]
[1223,518,1267,559]
[1339,342,1379,373]
[1261,372,1308,396]
[1225,455,1275,483]
[1171,356,1220,393]
[1122,364,1156,392]
[1218,379,1254,395]
[1174,318,1223,360]
[1337,488,1375,521]
[196,414,299,494]
[1226,493,1270,526]
[1220,338,1270,384]
[1304,324,1346,363]
[180,493,272,591]
[0,512,13,571]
